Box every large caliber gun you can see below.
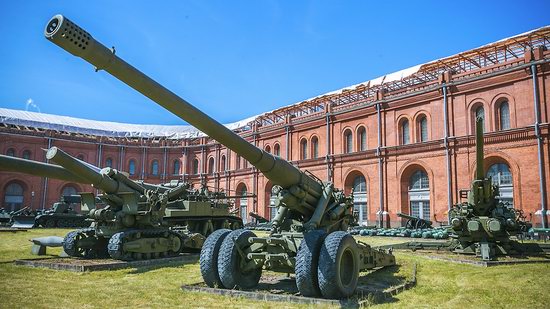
[448,117,531,260]
[45,14,395,299]
[0,149,224,259]
[397,212,433,229]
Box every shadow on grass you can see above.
[127,258,199,274]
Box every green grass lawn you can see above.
[0,229,549,308]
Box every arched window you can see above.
[192,159,199,174]
[300,139,308,160]
[128,159,136,176]
[6,148,15,157]
[220,155,226,171]
[353,175,368,225]
[238,185,248,224]
[236,155,241,170]
[61,185,78,197]
[475,106,485,133]
[487,163,514,207]
[401,120,410,145]
[408,170,430,219]
[265,145,271,154]
[419,116,428,142]
[498,101,510,130]
[4,182,24,212]
[208,157,215,174]
[311,136,319,159]
[267,185,278,220]
[105,157,113,168]
[173,160,181,175]
[274,144,281,157]
[344,130,353,153]
[151,160,159,176]
[358,127,367,151]
[22,150,31,160]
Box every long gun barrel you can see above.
[0,154,89,184]
[44,15,321,195]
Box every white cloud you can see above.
[25,98,41,113]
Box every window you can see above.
[408,170,430,220]
[311,137,319,159]
[344,130,353,153]
[475,106,485,132]
[410,170,429,190]
[274,144,280,157]
[61,186,78,197]
[236,156,241,170]
[265,145,271,154]
[4,182,24,212]
[105,157,113,168]
[22,150,31,160]
[6,148,15,157]
[208,157,215,174]
[358,127,367,151]
[419,116,428,142]
[401,120,410,145]
[352,175,368,225]
[151,160,159,176]
[173,160,181,175]
[499,101,510,130]
[487,163,514,207]
[193,159,199,174]
[300,139,308,160]
[128,160,136,176]
[238,186,248,224]
[220,155,226,171]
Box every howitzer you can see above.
[1,147,242,259]
[45,14,395,298]
[448,117,532,260]
[397,212,433,229]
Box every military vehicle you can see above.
[0,151,242,260]
[33,195,90,228]
[44,14,396,299]
[448,117,531,260]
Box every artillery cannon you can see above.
[448,117,531,260]
[44,14,396,298]
[397,212,433,229]
[0,151,242,260]
[249,212,269,224]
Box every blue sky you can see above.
[1,1,549,125]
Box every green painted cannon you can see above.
[44,14,396,299]
[397,212,433,229]
[0,151,242,260]
[448,117,532,260]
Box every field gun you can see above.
[448,117,531,260]
[0,149,242,260]
[44,14,396,298]
[397,212,433,229]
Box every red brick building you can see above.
[1,27,549,227]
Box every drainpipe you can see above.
[141,146,146,180]
[531,63,548,228]
[118,145,124,170]
[325,113,331,180]
[285,126,290,161]
[41,137,52,210]
[376,102,384,227]
[443,82,453,222]
[162,145,167,182]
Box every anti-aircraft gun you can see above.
[44,14,396,299]
[448,117,531,260]
[0,151,242,260]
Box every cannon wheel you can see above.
[318,231,360,299]
[200,229,232,288]
[295,230,326,297]
[218,229,261,289]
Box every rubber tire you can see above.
[295,230,326,297]
[200,229,231,288]
[218,229,261,289]
[318,231,360,299]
